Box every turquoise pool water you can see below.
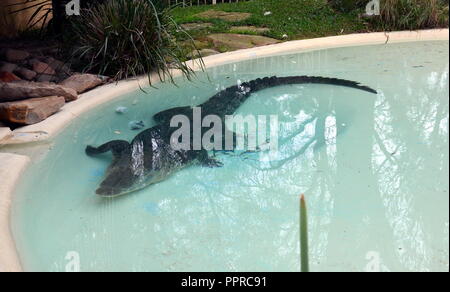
[10,41,449,272]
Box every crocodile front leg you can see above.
[198,149,224,168]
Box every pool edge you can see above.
[0,153,29,272]
[0,29,448,272]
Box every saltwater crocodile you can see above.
[86,76,377,197]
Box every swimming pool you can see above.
[7,40,449,272]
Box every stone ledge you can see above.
[0,153,29,272]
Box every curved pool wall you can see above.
[0,30,448,272]
[0,153,29,272]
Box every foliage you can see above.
[6,0,52,31]
[327,0,367,13]
[377,0,449,30]
[67,0,199,83]
[327,0,449,30]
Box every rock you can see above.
[0,62,18,73]
[14,67,37,81]
[229,26,270,34]
[0,72,21,83]
[57,72,71,82]
[44,57,65,70]
[29,59,56,75]
[206,33,280,51]
[188,49,220,59]
[60,73,106,94]
[58,65,72,75]
[44,57,71,75]
[193,40,211,50]
[0,96,65,125]
[58,66,72,76]
[3,49,30,62]
[181,23,213,31]
[35,74,59,83]
[195,10,251,22]
[199,48,220,56]
[180,39,211,51]
[115,106,128,114]
[0,81,78,102]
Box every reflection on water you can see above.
[371,59,449,272]
[10,41,449,272]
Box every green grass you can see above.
[171,0,368,42]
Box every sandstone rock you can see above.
[0,96,65,125]
[206,33,280,51]
[57,71,71,81]
[188,49,220,59]
[181,23,213,31]
[44,57,65,70]
[44,57,71,74]
[0,81,77,102]
[60,73,106,94]
[29,59,56,75]
[195,10,251,22]
[14,67,37,81]
[3,49,30,62]
[36,74,59,83]
[230,26,270,34]
[0,62,18,73]
[0,72,21,83]
[57,65,72,76]
[180,39,210,51]
[199,48,220,57]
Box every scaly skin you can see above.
[86,76,377,197]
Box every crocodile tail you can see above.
[245,76,377,94]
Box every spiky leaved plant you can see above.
[6,0,52,31]
[379,0,449,30]
[67,0,200,84]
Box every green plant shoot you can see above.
[300,194,309,272]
